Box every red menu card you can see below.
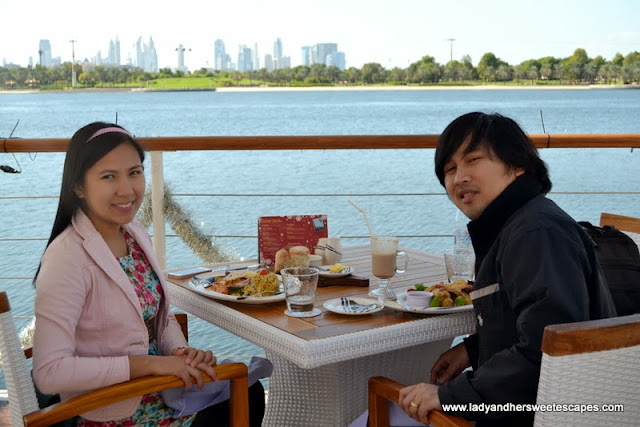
[258,215,328,266]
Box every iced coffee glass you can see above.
[369,236,408,298]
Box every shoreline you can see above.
[1,84,638,95]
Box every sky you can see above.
[2,0,639,70]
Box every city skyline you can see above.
[1,0,639,70]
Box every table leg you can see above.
[263,338,453,427]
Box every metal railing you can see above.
[2,133,639,272]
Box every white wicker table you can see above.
[167,246,476,426]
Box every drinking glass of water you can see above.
[282,267,321,317]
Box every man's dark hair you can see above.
[434,112,551,194]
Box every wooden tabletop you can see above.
[168,245,457,342]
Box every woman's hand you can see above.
[172,346,216,368]
[129,351,218,391]
[430,342,470,385]
[399,382,441,424]
[171,347,218,384]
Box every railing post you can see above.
[150,151,167,270]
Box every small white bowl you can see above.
[406,291,433,309]
[308,254,323,267]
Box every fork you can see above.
[381,286,398,301]
[340,297,353,312]
[236,290,282,300]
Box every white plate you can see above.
[323,297,383,315]
[318,265,354,278]
[187,280,285,304]
[385,292,474,314]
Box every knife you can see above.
[212,264,264,273]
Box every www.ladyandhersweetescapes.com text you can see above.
[441,402,624,414]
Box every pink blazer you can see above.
[33,210,188,421]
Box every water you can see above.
[1,88,639,388]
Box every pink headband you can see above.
[86,127,132,143]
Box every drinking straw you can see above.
[347,199,374,237]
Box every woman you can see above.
[32,122,264,426]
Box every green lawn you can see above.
[147,77,219,89]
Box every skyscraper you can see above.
[264,54,274,72]
[136,37,144,70]
[272,37,290,70]
[301,46,312,66]
[135,36,158,72]
[312,43,338,65]
[214,39,231,70]
[146,37,158,72]
[274,38,283,59]
[237,45,253,72]
[38,39,52,67]
[327,51,346,70]
[253,43,260,70]
[108,40,116,65]
[115,37,121,65]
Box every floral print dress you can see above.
[78,231,196,427]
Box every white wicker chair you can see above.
[0,290,250,427]
[368,314,640,427]
[534,314,640,426]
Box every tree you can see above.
[582,62,597,83]
[344,67,362,84]
[518,59,540,83]
[443,60,461,82]
[324,66,342,84]
[477,52,510,82]
[538,56,559,80]
[611,53,624,67]
[361,63,385,84]
[495,65,512,82]
[623,51,640,67]
[563,48,590,82]
[306,64,326,84]
[407,55,441,83]
[293,66,310,82]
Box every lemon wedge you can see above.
[329,263,345,273]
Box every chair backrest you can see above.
[534,314,640,426]
[600,212,640,234]
[0,291,41,426]
[600,212,640,249]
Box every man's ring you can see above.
[410,401,419,408]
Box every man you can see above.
[398,112,616,426]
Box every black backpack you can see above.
[579,222,640,316]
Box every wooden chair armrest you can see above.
[368,377,472,427]
[24,362,249,427]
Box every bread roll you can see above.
[274,246,310,273]
[274,247,291,273]
[289,246,310,268]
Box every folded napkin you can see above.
[161,356,273,417]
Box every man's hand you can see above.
[430,342,470,385]
[399,383,441,425]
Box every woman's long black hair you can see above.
[33,122,145,285]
